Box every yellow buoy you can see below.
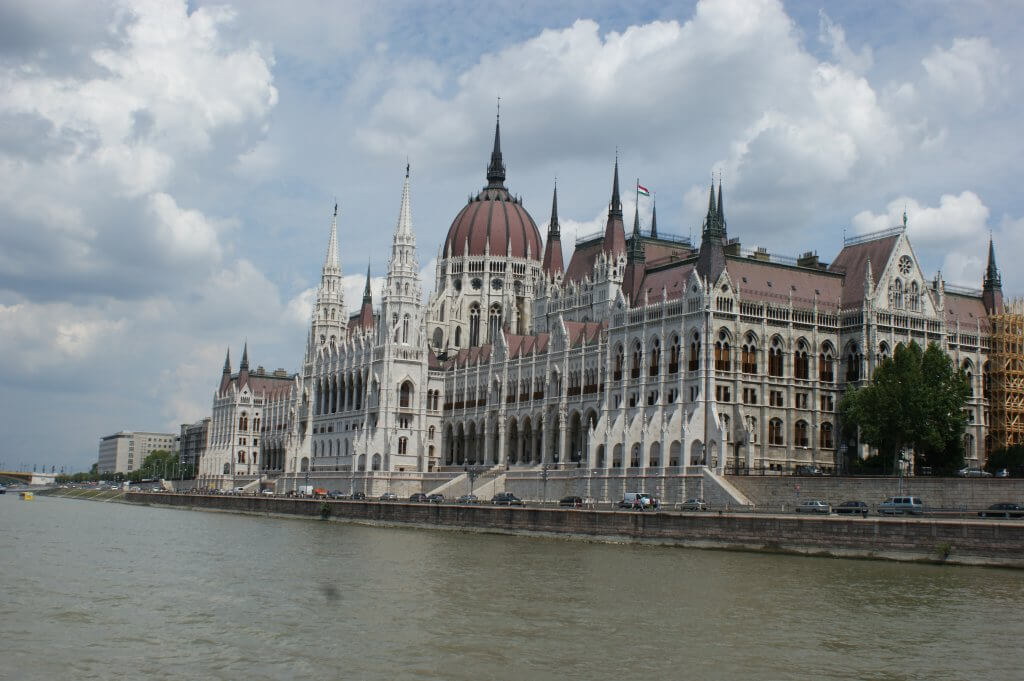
[19,491,34,500]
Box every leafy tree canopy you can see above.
[839,341,970,474]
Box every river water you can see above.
[1,494,1022,681]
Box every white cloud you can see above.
[818,9,873,74]
[922,37,1006,111]
[147,192,228,262]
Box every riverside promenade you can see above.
[108,491,1024,568]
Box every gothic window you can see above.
[668,334,680,373]
[890,278,904,309]
[898,255,912,275]
[614,344,624,380]
[237,451,246,464]
[878,341,890,363]
[631,342,642,379]
[455,327,462,347]
[962,360,974,397]
[909,281,920,311]
[399,381,413,408]
[715,330,731,371]
[768,338,784,377]
[768,419,784,446]
[846,344,862,382]
[794,420,809,447]
[794,340,810,380]
[649,338,661,376]
[688,332,700,372]
[398,438,408,455]
[432,328,443,349]
[488,303,502,342]
[819,344,835,383]
[428,426,435,440]
[438,303,445,322]
[402,314,410,343]
[820,422,834,449]
[742,333,758,374]
[239,413,248,431]
[393,313,399,342]
[469,304,481,346]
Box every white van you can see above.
[617,492,652,509]
[878,496,924,515]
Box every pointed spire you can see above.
[984,236,1001,289]
[395,165,414,238]
[239,342,249,371]
[716,180,726,235]
[650,197,658,238]
[602,155,627,257]
[864,257,874,298]
[610,153,622,218]
[706,181,716,219]
[549,180,559,236]
[542,181,564,278]
[632,196,641,236]
[324,202,340,269]
[363,261,372,304]
[222,348,231,374]
[485,108,506,187]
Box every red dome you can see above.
[444,186,542,260]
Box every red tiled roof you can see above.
[444,187,541,260]
[565,240,604,283]
[829,235,900,307]
[944,293,990,331]
[727,258,844,311]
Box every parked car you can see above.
[232,486,247,494]
[957,467,992,478]
[833,500,869,516]
[979,502,1024,519]
[456,494,480,504]
[558,495,583,508]
[795,500,831,514]
[617,492,653,509]
[427,493,445,504]
[350,492,367,500]
[794,465,824,476]
[491,492,525,506]
[680,498,708,511]
[380,492,399,501]
[409,492,428,503]
[328,490,347,499]
[260,489,275,496]
[878,496,924,515]
[994,468,1010,478]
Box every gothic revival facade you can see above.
[198,118,1004,493]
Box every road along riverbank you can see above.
[86,491,1024,568]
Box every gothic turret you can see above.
[355,262,375,333]
[623,192,647,303]
[982,237,1003,314]
[650,197,658,238]
[219,347,232,394]
[541,182,564,278]
[486,114,506,188]
[381,165,423,345]
[306,202,348,360]
[602,156,627,257]
[695,180,727,283]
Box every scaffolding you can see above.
[989,299,1024,453]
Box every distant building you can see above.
[179,418,211,472]
[97,430,179,474]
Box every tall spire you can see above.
[983,236,1003,315]
[363,261,372,304]
[222,348,231,374]
[716,180,726,236]
[696,179,726,282]
[240,341,249,371]
[542,181,564,277]
[486,108,506,188]
[395,164,414,238]
[650,196,658,238]
[602,154,626,256]
[325,202,340,270]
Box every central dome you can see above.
[442,118,542,261]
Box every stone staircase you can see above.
[701,467,754,507]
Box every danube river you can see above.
[2,495,1022,680]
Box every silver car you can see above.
[795,500,831,514]
[680,498,708,511]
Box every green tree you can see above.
[839,341,970,475]
[986,444,1024,475]
[138,450,179,479]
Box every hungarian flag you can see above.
[637,182,650,197]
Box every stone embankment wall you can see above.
[728,476,1024,511]
[126,492,1024,568]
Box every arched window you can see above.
[488,303,502,342]
[890,278,903,309]
[794,340,809,380]
[768,338,784,377]
[402,314,410,343]
[668,334,680,373]
[742,333,758,374]
[399,381,413,408]
[846,344,862,382]
[878,341,890,363]
[962,360,974,397]
[454,327,462,347]
[909,281,920,311]
[630,342,642,378]
[818,344,835,383]
[372,453,382,470]
[392,313,399,342]
[768,419,784,446]
[688,332,700,372]
[223,462,230,474]
[794,420,809,448]
[613,344,624,380]
[469,304,481,346]
[649,338,661,376]
[237,450,246,464]
[428,426,435,440]
[398,437,408,455]
[238,412,248,431]
[715,330,731,371]
[820,422,834,449]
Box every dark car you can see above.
[456,494,480,504]
[409,492,428,502]
[350,491,367,500]
[558,495,583,508]
[795,465,823,476]
[979,502,1024,519]
[327,490,347,499]
[834,500,869,516]
[492,492,525,506]
[380,492,399,501]
[427,493,445,504]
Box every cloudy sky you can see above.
[1,0,1021,472]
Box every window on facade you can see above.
[769,390,784,407]
[819,348,835,383]
[488,304,502,342]
[794,421,809,447]
[402,314,410,343]
[846,345,862,382]
[398,437,408,455]
[768,419,784,446]
[631,342,642,379]
[795,392,808,409]
[820,422,834,449]
[715,385,731,402]
[794,341,809,379]
[399,381,413,408]
[820,394,834,412]
[237,451,246,463]
[428,426,435,440]
[768,340,784,377]
[689,333,700,372]
[469,304,481,346]
[668,335,680,373]
[239,413,248,431]
[714,331,731,371]
[741,334,758,374]
[649,339,661,376]
[743,387,758,405]
[614,344,624,380]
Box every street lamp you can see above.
[541,464,550,505]
[464,465,480,497]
